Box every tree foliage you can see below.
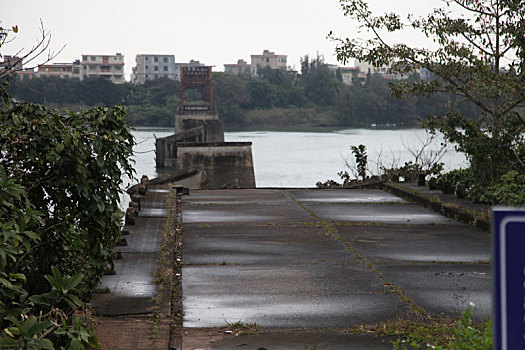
[0,79,135,347]
[331,0,525,191]
[300,54,340,106]
[1,22,136,348]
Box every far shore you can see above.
[131,124,424,133]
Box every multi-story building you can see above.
[224,59,251,75]
[131,57,205,83]
[80,53,125,84]
[340,66,365,85]
[355,60,412,81]
[326,64,339,75]
[250,50,287,75]
[37,60,81,79]
[131,54,176,84]
[15,68,35,81]
[355,60,389,76]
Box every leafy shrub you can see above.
[478,170,525,206]
[351,144,368,180]
[435,307,492,350]
[437,168,525,206]
[436,168,473,195]
[0,81,135,347]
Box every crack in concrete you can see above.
[281,189,431,319]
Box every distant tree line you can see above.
[9,55,480,129]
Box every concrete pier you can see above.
[92,185,491,349]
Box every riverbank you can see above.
[132,124,422,133]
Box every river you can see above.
[127,127,468,189]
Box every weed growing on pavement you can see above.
[363,307,491,349]
[224,320,260,335]
[151,185,178,342]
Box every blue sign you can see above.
[493,208,525,350]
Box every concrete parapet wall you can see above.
[176,142,256,189]
[183,119,224,142]
[175,110,219,134]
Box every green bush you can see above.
[0,81,135,347]
[478,170,525,206]
[436,168,473,195]
[437,168,525,206]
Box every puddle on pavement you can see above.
[322,213,450,224]
[182,295,400,328]
[385,253,491,262]
[184,210,277,223]
[140,208,167,217]
[99,278,156,297]
[148,188,169,193]
[297,196,405,203]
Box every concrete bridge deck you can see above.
[181,188,491,349]
[91,186,491,349]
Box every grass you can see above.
[224,320,260,336]
[150,185,184,343]
[349,307,491,350]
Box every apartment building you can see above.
[37,60,81,79]
[15,69,35,81]
[132,54,176,84]
[355,60,413,81]
[340,66,365,85]
[131,56,205,83]
[224,59,251,75]
[80,53,125,84]
[250,50,287,75]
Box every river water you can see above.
[127,127,468,189]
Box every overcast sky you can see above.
[3,0,439,81]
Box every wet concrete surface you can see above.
[185,189,294,205]
[181,188,492,349]
[183,263,406,328]
[287,188,406,204]
[183,207,310,224]
[91,186,167,317]
[336,222,491,320]
[183,224,348,266]
[378,262,491,320]
[336,224,490,263]
[304,202,453,225]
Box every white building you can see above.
[250,50,287,76]
[224,59,251,75]
[340,66,365,85]
[131,54,176,84]
[80,53,125,84]
[355,60,413,80]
